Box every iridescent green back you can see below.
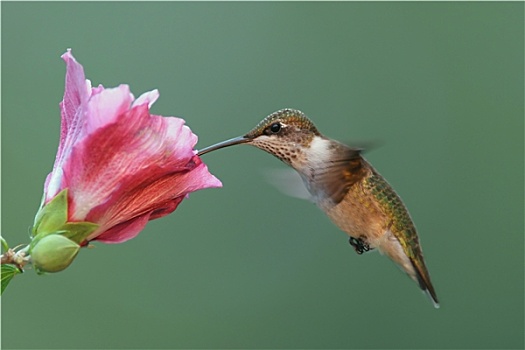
[364,169,438,303]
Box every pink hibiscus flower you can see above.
[39,49,221,245]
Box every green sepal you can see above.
[29,188,99,254]
[60,221,99,245]
[1,264,22,295]
[32,189,69,237]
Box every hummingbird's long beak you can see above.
[197,136,251,156]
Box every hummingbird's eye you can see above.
[269,122,282,134]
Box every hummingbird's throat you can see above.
[251,136,303,166]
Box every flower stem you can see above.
[1,245,30,270]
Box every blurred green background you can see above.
[2,2,523,349]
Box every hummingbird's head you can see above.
[197,108,320,167]
[245,108,319,140]
[244,108,320,165]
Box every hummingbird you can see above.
[198,108,439,308]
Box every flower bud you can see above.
[31,234,80,273]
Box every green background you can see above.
[2,2,523,349]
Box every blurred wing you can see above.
[313,146,367,204]
[263,168,313,202]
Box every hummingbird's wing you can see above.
[263,168,313,202]
[312,145,367,204]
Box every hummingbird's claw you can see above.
[349,236,371,255]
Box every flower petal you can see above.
[59,49,90,147]
[90,212,152,244]
[132,89,159,109]
[62,103,220,238]
[46,49,92,201]
[84,84,134,135]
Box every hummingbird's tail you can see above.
[410,257,439,309]
[377,229,440,308]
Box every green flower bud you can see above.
[31,234,80,273]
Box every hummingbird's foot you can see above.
[349,236,371,255]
